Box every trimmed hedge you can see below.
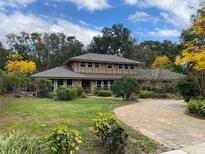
[95,90,113,97]
[139,90,170,98]
[187,99,205,116]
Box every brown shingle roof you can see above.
[135,68,186,80]
[31,66,86,79]
[66,53,142,64]
[32,66,185,81]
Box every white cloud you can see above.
[0,11,100,45]
[148,28,180,37]
[50,0,110,11]
[128,11,159,23]
[124,0,203,28]
[0,0,37,8]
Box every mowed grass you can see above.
[0,97,164,153]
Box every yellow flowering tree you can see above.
[152,55,170,69]
[175,6,205,96]
[5,53,36,96]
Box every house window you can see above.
[104,80,108,89]
[130,65,134,69]
[124,64,129,69]
[119,64,123,69]
[51,79,54,90]
[67,79,72,87]
[80,62,85,67]
[57,79,63,87]
[95,63,100,68]
[110,80,114,88]
[107,64,112,69]
[97,80,101,89]
[88,62,93,67]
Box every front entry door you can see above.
[82,80,90,92]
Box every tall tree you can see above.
[0,42,8,70]
[175,6,205,96]
[7,32,85,71]
[134,40,181,67]
[87,24,137,59]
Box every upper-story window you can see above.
[124,64,129,69]
[80,62,86,67]
[119,64,123,69]
[88,62,93,68]
[130,65,134,69]
[107,64,112,69]
[95,63,100,68]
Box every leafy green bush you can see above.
[187,99,205,116]
[139,90,170,98]
[0,131,40,154]
[56,86,78,101]
[112,76,140,101]
[47,126,82,154]
[174,79,198,102]
[93,113,128,153]
[0,71,12,95]
[35,78,52,98]
[96,90,113,97]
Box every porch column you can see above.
[63,80,67,86]
[90,80,96,94]
[108,81,111,90]
[101,80,104,89]
[54,80,58,91]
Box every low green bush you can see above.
[0,131,41,154]
[35,78,52,98]
[112,76,140,100]
[187,99,205,116]
[93,113,128,153]
[47,126,82,154]
[139,90,170,98]
[56,86,78,101]
[96,90,113,97]
[173,79,199,102]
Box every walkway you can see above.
[113,99,205,150]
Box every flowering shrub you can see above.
[93,113,128,153]
[47,126,82,154]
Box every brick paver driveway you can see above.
[113,99,205,149]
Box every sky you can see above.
[0,0,203,45]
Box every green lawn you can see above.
[0,97,164,153]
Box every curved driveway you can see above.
[113,99,205,149]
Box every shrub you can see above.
[112,76,140,101]
[93,113,128,153]
[47,126,82,154]
[129,93,138,101]
[187,99,205,116]
[56,86,78,101]
[174,78,199,102]
[35,78,52,98]
[139,90,170,98]
[0,131,40,154]
[76,86,84,97]
[96,90,113,97]
[0,71,8,95]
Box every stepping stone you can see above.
[183,143,205,154]
[160,150,187,154]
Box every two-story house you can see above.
[31,53,142,93]
[32,53,186,93]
